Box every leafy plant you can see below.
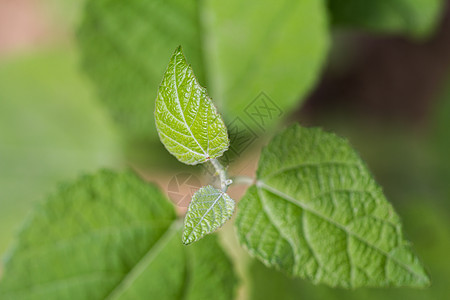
[4,0,448,293]
[77,0,444,151]
[77,0,330,145]
[158,46,431,286]
[155,46,429,287]
[0,40,433,298]
[0,171,237,299]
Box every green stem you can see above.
[209,158,231,192]
[231,175,255,186]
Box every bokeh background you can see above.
[1,0,450,299]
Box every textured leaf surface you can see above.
[78,0,329,141]
[248,202,450,300]
[328,0,444,38]
[183,186,235,245]
[235,124,429,288]
[155,47,229,165]
[0,170,237,300]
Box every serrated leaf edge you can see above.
[257,180,429,285]
[155,46,229,165]
[183,187,235,245]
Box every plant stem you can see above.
[231,175,255,186]
[209,158,230,192]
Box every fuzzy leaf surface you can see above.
[183,186,235,245]
[155,47,229,165]
[0,170,237,300]
[236,124,430,288]
[78,0,329,142]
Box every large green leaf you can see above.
[0,170,237,300]
[183,186,235,245]
[235,124,429,288]
[328,0,444,38]
[78,0,329,142]
[248,201,450,300]
[155,47,229,165]
[203,0,329,125]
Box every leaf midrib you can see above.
[105,220,183,300]
[184,192,224,243]
[15,222,171,261]
[256,180,427,283]
[172,55,208,159]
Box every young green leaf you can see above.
[183,185,235,245]
[0,170,237,300]
[78,0,330,142]
[77,0,205,140]
[236,124,430,288]
[155,47,229,165]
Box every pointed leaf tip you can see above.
[236,124,430,288]
[155,47,229,165]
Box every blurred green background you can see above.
[1,0,449,299]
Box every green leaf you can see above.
[78,0,329,141]
[235,124,429,288]
[328,0,444,39]
[0,170,237,300]
[204,0,329,127]
[155,47,229,165]
[183,186,235,245]
[247,201,450,300]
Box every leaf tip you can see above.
[182,238,192,246]
[417,271,431,288]
[423,276,432,288]
[169,45,185,66]
[181,230,195,245]
[174,45,183,55]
